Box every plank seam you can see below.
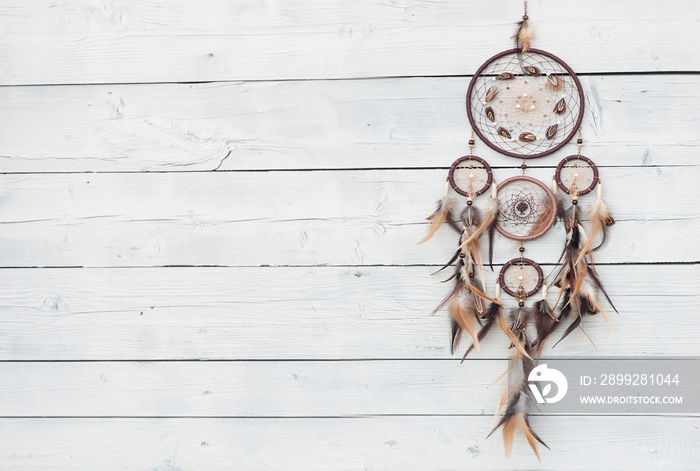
[1,70,699,88]
[0,164,697,176]
[0,262,694,270]
[0,414,696,419]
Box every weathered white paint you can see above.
[0,168,696,267]
[0,76,696,172]
[0,417,697,470]
[0,266,696,360]
[2,360,700,417]
[0,0,698,85]
[0,360,540,416]
[1,0,696,469]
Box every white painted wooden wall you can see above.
[0,1,698,469]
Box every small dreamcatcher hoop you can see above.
[466,48,584,159]
[496,175,557,241]
[498,257,544,301]
[555,155,599,197]
[448,155,494,197]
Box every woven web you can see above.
[558,158,596,196]
[502,262,541,297]
[497,179,555,240]
[468,51,582,157]
[452,160,490,197]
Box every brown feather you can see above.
[580,284,614,334]
[554,98,566,114]
[462,303,500,360]
[433,250,460,275]
[532,299,560,355]
[575,198,614,265]
[520,415,544,462]
[526,195,554,237]
[522,65,540,77]
[586,264,618,313]
[466,280,502,306]
[569,260,588,300]
[512,19,534,52]
[519,132,537,142]
[486,106,496,122]
[457,198,497,251]
[487,208,499,269]
[485,86,499,102]
[432,276,461,315]
[418,197,456,244]
[502,414,518,458]
[553,311,581,347]
[554,292,598,349]
[450,317,462,354]
[547,74,563,91]
[497,127,512,139]
[551,194,590,324]
[505,414,543,462]
[556,195,568,221]
[496,312,531,359]
[449,295,479,351]
[496,72,515,81]
[545,124,558,140]
[488,339,547,462]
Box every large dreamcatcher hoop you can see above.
[496,175,557,241]
[466,48,584,159]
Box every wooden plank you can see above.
[1,1,698,85]
[0,265,696,360]
[0,360,512,417]
[0,168,696,268]
[0,417,696,470]
[0,75,696,172]
[1,360,698,417]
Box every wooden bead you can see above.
[519,247,525,253]
[459,253,466,259]
[572,199,578,205]
[520,163,527,170]
[467,200,473,206]
[518,302,525,307]
[468,139,475,145]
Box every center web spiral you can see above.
[497,178,555,240]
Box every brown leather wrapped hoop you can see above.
[447,155,493,197]
[555,155,600,196]
[498,257,544,298]
[496,175,557,241]
[466,48,584,159]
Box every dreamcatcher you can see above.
[419,140,503,354]
[482,175,557,460]
[550,137,618,347]
[420,2,615,462]
[484,257,550,462]
[466,17,583,158]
